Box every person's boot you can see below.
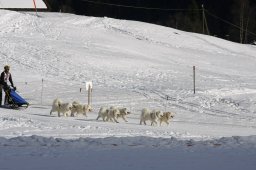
[4,91,9,106]
[4,95,7,105]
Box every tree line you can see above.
[42,0,256,44]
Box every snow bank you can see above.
[0,135,256,150]
[0,135,256,170]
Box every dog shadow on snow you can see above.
[75,118,96,122]
[31,113,56,118]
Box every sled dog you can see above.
[50,98,73,117]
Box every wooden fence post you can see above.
[88,85,91,105]
[86,82,92,106]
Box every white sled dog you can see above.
[71,101,92,117]
[110,106,131,122]
[96,107,110,121]
[140,108,161,126]
[96,106,131,123]
[50,98,73,117]
[159,112,175,126]
[106,107,120,123]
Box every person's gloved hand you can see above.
[12,86,17,91]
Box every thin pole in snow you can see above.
[33,0,38,16]
[193,66,196,94]
[165,95,169,112]
[88,85,92,106]
[86,81,92,106]
[90,85,92,105]
[41,78,44,105]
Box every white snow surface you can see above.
[0,10,256,170]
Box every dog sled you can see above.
[3,87,29,109]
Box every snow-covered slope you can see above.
[0,10,256,170]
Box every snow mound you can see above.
[1,135,256,150]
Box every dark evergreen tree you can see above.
[42,0,256,43]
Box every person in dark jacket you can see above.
[0,65,15,105]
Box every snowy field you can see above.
[0,10,256,170]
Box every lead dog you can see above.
[159,112,174,126]
[50,98,73,117]
[71,101,92,117]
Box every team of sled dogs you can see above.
[50,98,175,126]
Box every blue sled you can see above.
[9,89,29,108]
